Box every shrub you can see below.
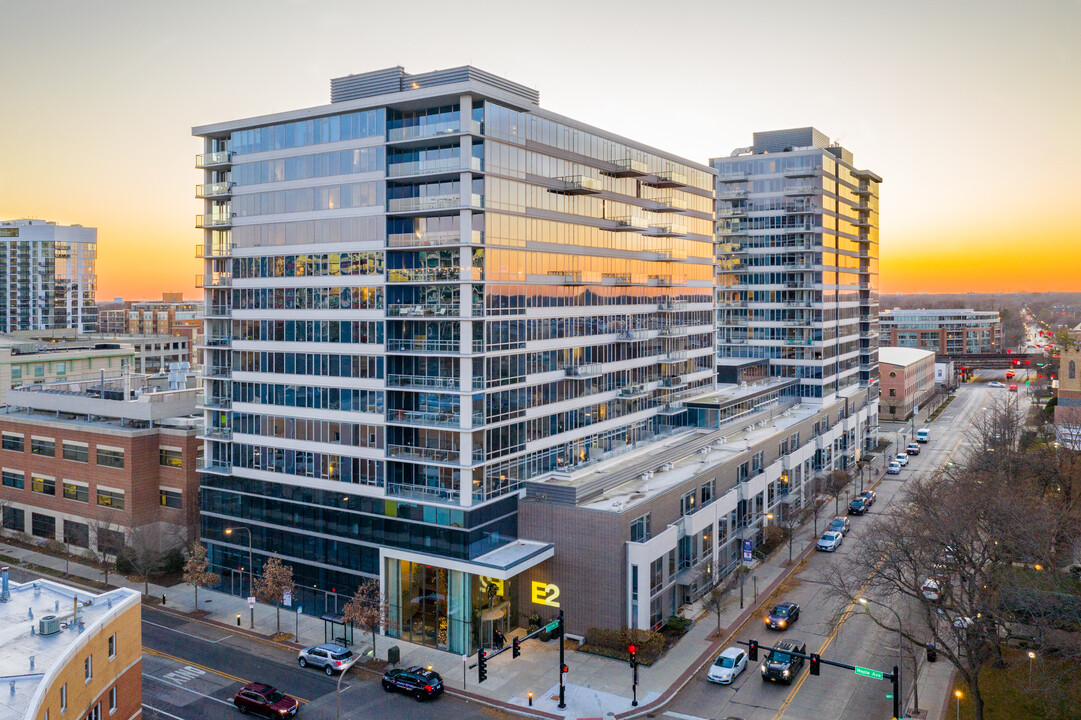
[665,615,691,634]
[159,549,185,575]
[583,627,666,662]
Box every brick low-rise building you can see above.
[879,347,936,421]
[879,308,1001,355]
[0,373,202,555]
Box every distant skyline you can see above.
[1,0,1079,299]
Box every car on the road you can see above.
[887,461,901,475]
[760,640,807,684]
[829,516,851,535]
[906,443,921,456]
[895,453,909,466]
[765,601,800,630]
[1009,384,1018,392]
[859,490,877,507]
[988,381,1006,388]
[381,666,445,701]
[232,683,299,717]
[707,646,748,684]
[848,498,868,515]
[921,577,949,602]
[817,531,843,552]
[297,643,353,675]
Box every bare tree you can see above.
[126,525,165,597]
[86,518,124,586]
[776,505,803,565]
[700,586,728,638]
[183,542,220,613]
[44,539,72,575]
[254,555,294,635]
[342,579,398,658]
[827,469,850,517]
[806,475,827,537]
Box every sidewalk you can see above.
[0,464,958,720]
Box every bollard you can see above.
[236,613,241,627]
[528,691,533,707]
[162,593,166,606]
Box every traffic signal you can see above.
[477,649,487,683]
[561,664,568,675]
[748,639,759,661]
[628,644,637,669]
[512,637,521,659]
[809,653,821,676]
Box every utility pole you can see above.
[557,609,566,709]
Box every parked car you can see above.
[887,461,902,475]
[760,640,807,684]
[298,644,353,675]
[829,516,851,535]
[382,666,445,701]
[817,531,843,552]
[906,443,921,456]
[921,577,945,602]
[232,683,299,717]
[707,646,748,684]
[848,498,868,515]
[765,601,800,630]
[1009,384,1018,392]
[895,453,909,466]
[859,490,877,506]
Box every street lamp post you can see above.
[225,527,254,629]
[860,597,915,715]
[1027,650,1036,689]
[955,689,963,720]
[336,657,359,720]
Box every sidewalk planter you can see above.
[581,627,666,665]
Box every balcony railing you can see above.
[386,409,460,428]
[387,444,460,464]
[207,366,232,378]
[199,460,232,474]
[387,230,483,247]
[565,363,603,378]
[550,175,603,195]
[386,338,461,353]
[204,336,232,347]
[386,374,461,390]
[195,151,232,168]
[387,123,461,142]
[202,397,232,410]
[619,384,650,399]
[196,182,234,198]
[387,303,457,317]
[660,351,688,363]
[661,375,688,388]
[617,329,651,342]
[387,267,460,282]
[204,428,233,440]
[195,274,231,288]
[195,214,233,229]
[717,172,748,183]
[659,326,688,337]
[647,223,686,237]
[195,243,235,258]
[388,194,461,212]
[645,170,689,188]
[604,158,649,177]
[649,195,688,212]
[658,301,688,312]
[608,216,648,231]
[387,157,463,177]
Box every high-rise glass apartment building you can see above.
[711,129,881,401]
[0,219,98,333]
[194,66,715,654]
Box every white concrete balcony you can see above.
[604,158,649,177]
[550,175,603,195]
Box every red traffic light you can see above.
[628,644,636,655]
[1025,360,1031,365]
[561,664,568,674]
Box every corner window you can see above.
[630,513,651,543]
[159,448,183,468]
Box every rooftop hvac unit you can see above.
[38,615,61,636]
[661,462,674,471]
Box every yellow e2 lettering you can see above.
[531,581,560,607]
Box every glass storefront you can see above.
[385,559,516,655]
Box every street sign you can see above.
[283,591,292,607]
[248,596,256,608]
[854,666,884,679]
[544,620,560,633]
[743,539,753,562]
[296,605,302,615]
[886,694,894,699]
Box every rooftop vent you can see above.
[38,615,61,636]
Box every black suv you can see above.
[760,640,807,684]
[848,498,868,515]
[381,666,445,701]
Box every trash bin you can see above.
[927,643,937,663]
[387,645,400,666]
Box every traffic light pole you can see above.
[738,641,901,720]
[558,609,566,709]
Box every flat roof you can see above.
[0,573,140,720]
[879,347,936,367]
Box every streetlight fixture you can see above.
[954,689,963,720]
[336,656,359,719]
[1027,650,1036,688]
[859,597,914,714]
[225,526,255,629]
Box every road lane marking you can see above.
[142,646,310,704]
[665,712,712,720]
[141,704,190,720]
[143,618,229,643]
[143,673,235,706]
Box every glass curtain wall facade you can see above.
[711,129,881,401]
[195,66,716,655]
[0,219,98,333]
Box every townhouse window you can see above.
[630,513,651,543]
[649,557,663,595]
[737,461,749,482]
[96,488,126,510]
[96,447,125,469]
[10,366,20,380]
[160,488,183,509]
[34,364,45,377]
[63,481,89,503]
[680,490,696,516]
[751,451,764,475]
[2,469,24,490]
[62,442,89,463]
[159,447,183,468]
[2,433,24,452]
[109,687,117,711]
[700,478,715,505]
[108,633,117,659]
[84,654,93,682]
[60,683,67,713]
[31,437,55,456]
[32,475,56,495]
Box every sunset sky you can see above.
[1,0,1078,300]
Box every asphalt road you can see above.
[663,384,994,720]
[139,605,497,720]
